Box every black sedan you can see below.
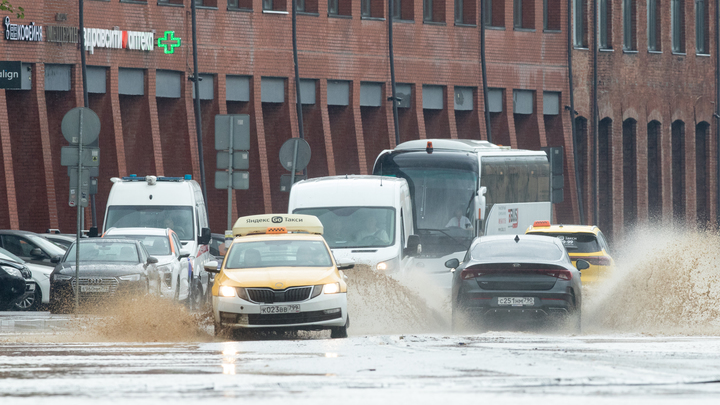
[0,258,33,310]
[447,234,589,333]
[49,239,160,313]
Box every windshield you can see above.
[25,234,66,257]
[225,240,332,269]
[105,206,194,240]
[293,207,395,248]
[0,247,24,264]
[471,239,565,262]
[66,242,140,263]
[531,232,601,253]
[109,235,171,256]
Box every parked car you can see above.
[0,255,33,311]
[103,227,190,302]
[43,233,79,250]
[0,247,51,311]
[447,234,589,333]
[49,239,160,313]
[0,230,67,267]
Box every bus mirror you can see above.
[405,235,421,256]
[199,228,211,245]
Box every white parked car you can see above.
[103,227,190,302]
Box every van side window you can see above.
[400,210,406,257]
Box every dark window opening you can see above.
[623,0,637,51]
[622,119,637,225]
[648,0,662,51]
[647,121,662,221]
[485,0,506,28]
[514,0,535,29]
[696,122,710,225]
[544,0,561,31]
[598,118,613,239]
[671,120,685,221]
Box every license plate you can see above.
[81,285,109,293]
[260,305,300,314]
[498,297,535,306]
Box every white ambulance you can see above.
[102,175,212,308]
[288,175,419,274]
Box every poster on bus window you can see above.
[484,202,552,236]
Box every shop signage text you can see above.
[84,28,154,54]
[4,16,43,42]
[46,25,78,44]
[0,61,22,89]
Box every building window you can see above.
[485,0,505,28]
[361,0,383,18]
[672,0,685,53]
[424,0,445,22]
[263,0,288,11]
[647,0,661,51]
[543,0,561,31]
[599,0,612,49]
[514,0,535,29]
[158,0,184,5]
[623,0,636,50]
[574,0,587,47]
[195,0,218,6]
[328,0,350,15]
[696,0,709,54]
[392,0,413,20]
[455,0,476,24]
[362,0,371,16]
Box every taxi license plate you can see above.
[260,305,300,314]
[498,297,534,306]
[81,285,109,293]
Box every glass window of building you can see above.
[647,0,662,51]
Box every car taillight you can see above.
[539,269,572,280]
[578,256,611,266]
[461,268,572,280]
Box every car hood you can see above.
[221,266,338,289]
[57,263,147,278]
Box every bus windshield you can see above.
[105,206,195,241]
[374,151,478,254]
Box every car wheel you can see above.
[14,288,41,311]
[214,320,230,338]
[330,315,349,339]
[189,279,203,311]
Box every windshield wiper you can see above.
[422,229,471,250]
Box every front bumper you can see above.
[213,292,347,330]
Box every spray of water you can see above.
[345,265,445,335]
[583,226,720,335]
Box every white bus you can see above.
[372,139,551,291]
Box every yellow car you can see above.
[205,214,352,339]
[525,221,614,285]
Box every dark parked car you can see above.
[43,233,79,250]
[0,230,67,267]
[447,234,589,333]
[0,257,33,310]
[49,239,160,313]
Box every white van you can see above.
[102,175,212,308]
[288,175,419,273]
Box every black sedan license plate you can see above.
[498,297,535,306]
[260,305,301,314]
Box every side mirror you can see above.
[337,259,355,270]
[147,256,159,264]
[50,255,62,264]
[405,235,422,257]
[88,227,99,238]
[445,258,460,269]
[179,249,191,259]
[204,260,220,273]
[30,247,46,258]
[576,259,590,271]
[198,227,211,245]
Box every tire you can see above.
[214,320,230,338]
[14,288,41,311]
[330,315,349,339]
[189,279,203,311]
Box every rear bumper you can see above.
[458,291,577,317]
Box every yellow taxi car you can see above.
[525,221,614,285]
[204,214,353,339]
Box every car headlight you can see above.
[53,274,72,281]
[219,285,236,297]
[376,257,400,272]
[1,266,23,279]
[323,282,340,294]
[119,274,141,282]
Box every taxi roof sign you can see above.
[233,214,324,237]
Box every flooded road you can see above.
[2,314,720,405]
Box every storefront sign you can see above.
[83,28,154,54]
[0,61,22,89]
[157,31,181,54]
[4,16,43,42]
[46,25,78,44]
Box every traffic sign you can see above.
[215,171,249,190]
[216,151,249,170]
[279,138,311,172]
[61,107,100,145]
[215,114,250,151]
[68,167,90,207]
[61,146,100,167]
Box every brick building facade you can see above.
[0,0,714,242]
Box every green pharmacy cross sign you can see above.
[158,31,181,54]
